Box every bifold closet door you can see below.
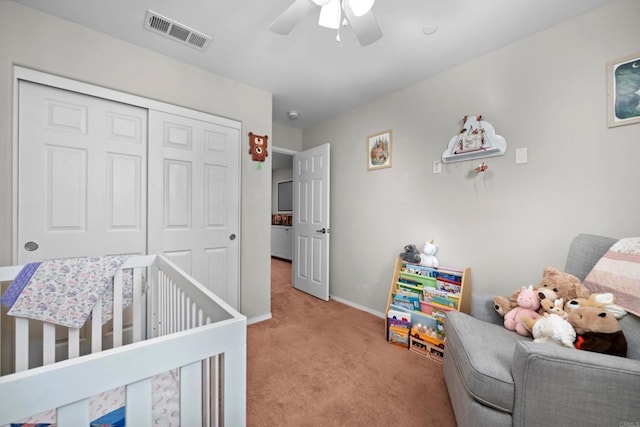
[17,80,148,263]
[147,110,241,310]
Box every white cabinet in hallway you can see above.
[271,225,292,260]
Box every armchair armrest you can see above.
[512,341,640,426]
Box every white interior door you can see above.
[17,81,147,262]
[148,110,241,310]
[293,144,330,300]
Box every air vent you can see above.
[144,10,212,50]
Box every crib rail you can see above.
[0,255,246,427]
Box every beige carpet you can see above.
[247,258,457,426]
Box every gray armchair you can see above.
[443,234,640,427]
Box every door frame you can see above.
[12,65,241,264]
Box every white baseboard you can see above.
[330,294,385,319]
[247,312,273,325]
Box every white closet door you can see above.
[17,81,147,263]
[148,110,240,310]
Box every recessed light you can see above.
[422,24,438,35]
[287,111,300,120]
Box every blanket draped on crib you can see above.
[5,256,132,328]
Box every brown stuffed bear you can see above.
[564,293,627,319]
[493,290,520,317]
[537,267,590,302]
[567,306,627,357]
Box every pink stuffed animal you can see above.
[504,285,540,336]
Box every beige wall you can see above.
[273,122,303,152]
[0,2,272,320]
[303,0,640,313]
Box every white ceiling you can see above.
[15,0,615,129]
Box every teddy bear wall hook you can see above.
[248,132,269,169]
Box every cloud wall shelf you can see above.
[442,116,507,164]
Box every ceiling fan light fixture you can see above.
[318,0,342,29]
[345,0,375,17]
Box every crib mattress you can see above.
[11,370,179,427]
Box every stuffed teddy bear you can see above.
[494,267,587,320]
[564,293,627,319]
[503,285,540,336]
[419,240,439,268]
[493,290,520,317]
[540,298,568,320]
[399,244,421,264]
[567,306,627,357]
[494,287,556,319]
[522,313,576,348]
[537,267,590,302]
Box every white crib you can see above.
[0,255,246,427]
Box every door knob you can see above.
[24,241,39,251]
[229,234,236,240]
[315,228,330,234]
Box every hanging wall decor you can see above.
[441,115,506,164]
[607,52,640,128]
[367,129,392,170]
[248,132,269,168]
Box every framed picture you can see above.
[607,52,640,127]
[367,129,392,170]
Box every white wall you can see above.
[303,0,640,313]
[0,2,272,320]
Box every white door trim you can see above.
[12,66,242,266]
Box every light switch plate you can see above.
[515,148,528,164]
[433,160,442,174]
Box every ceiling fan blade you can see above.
[269,0,316,35]
[343,7,382,46]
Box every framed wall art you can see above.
[607,52,640,128]
[367,129,392,170]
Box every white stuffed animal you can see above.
[419,240,439,268]
[522,313,576,348]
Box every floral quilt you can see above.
[7,256,132,328]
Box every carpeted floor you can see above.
[246,257,457,426]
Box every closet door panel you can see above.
[148,110,240,310]
[18,80,148,262]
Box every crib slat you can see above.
[68,328,80,359]
[91,296,103,353]
[43,323,56,365]
[57,398,89,427]
[181,361,203,426]
[126,378,152,427]
[113,270,123,347]
[208,355,220,427]
[132,267,143,343]
[15,318,29,372]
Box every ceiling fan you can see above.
[269,0,383,46]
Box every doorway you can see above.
[271,148,294,312]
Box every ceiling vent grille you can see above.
[144,10,212,50]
